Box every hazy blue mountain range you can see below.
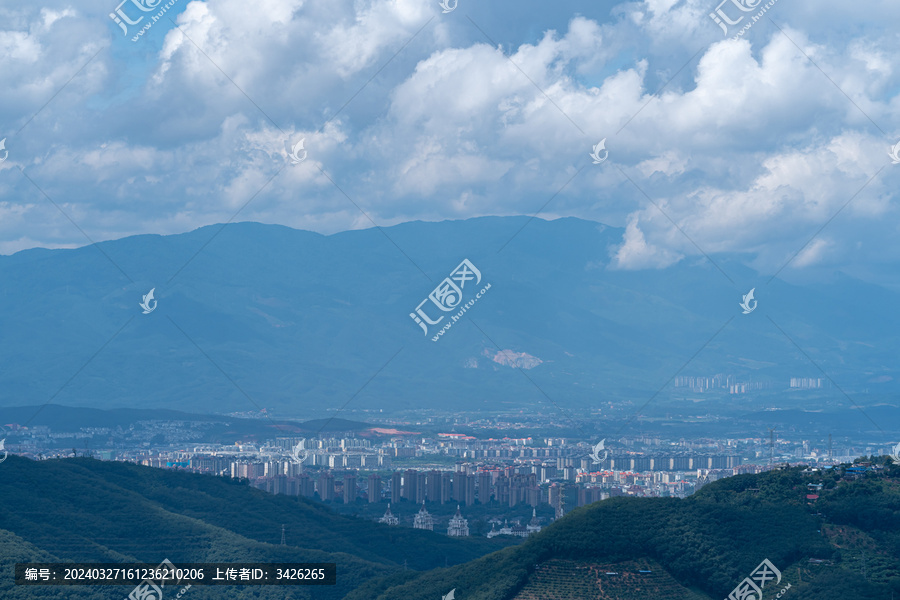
[1,216,897,419]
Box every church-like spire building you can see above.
[413,501,434,531]
[378,503,398,525]
[446,505,469,537]
[487,513,541,538]
[526,508,542,533]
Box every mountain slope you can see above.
[0,456,515,600]
[344,465,900,600]
[1,216,898,417]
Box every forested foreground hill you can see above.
[0,457,516,600]
[346,464,900,600]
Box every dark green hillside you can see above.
[512,558,710,600]
[346,465,900,600]
[0,456,514,599]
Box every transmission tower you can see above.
[828,434,833,461]
[280,524,286,546]
[767,428,777,466]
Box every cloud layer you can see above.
[0,0,898,282]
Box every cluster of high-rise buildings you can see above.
[790,378,824,389]
[39,426,879,535]
[673,375,772,393]
[385,466,541,506]
[7,410,890,540]
[241,465,545,508]
[672,374,831,393]
[127,434,771,514]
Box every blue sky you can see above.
[1,0,899,283]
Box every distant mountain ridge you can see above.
[0,405,371,441]
[0,216,897,416]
